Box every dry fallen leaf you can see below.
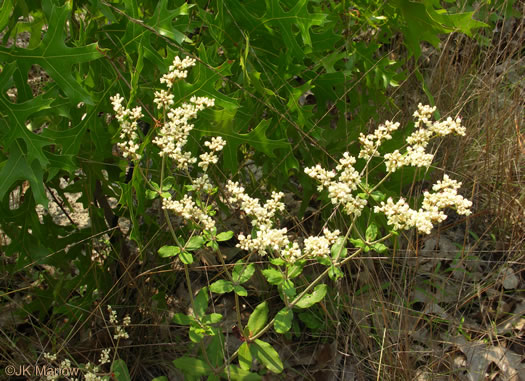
[451,336,525,381]
[500,267,520,290]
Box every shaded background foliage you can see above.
[0,0,521,379]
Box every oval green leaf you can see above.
[158,245,180,258]
[294,284,328,309]
[210,279,234,294]
[238,342,252,370]
[247,301,268,336]
[274,307,293,334]
[253,339,283,374]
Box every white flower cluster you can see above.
[99,348,111,365]
[226,181,344,261]
[304,228,341,257]
[226,180,294,256]
[198,137,225,171]
[374,174,472,234]
[152,95,215,170]
[111,56,226,234]
[107,305,130,340]
[359,120,401,160]
[160,56,196,88]
[384,104,466,172]
[305,152,367,216]
[110,94,143,160]
[162,194,215,230]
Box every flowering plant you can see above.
[110,57,472,378]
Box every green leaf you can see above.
[262,268,283,285]
[0,1,102,105]
[232,261,255,284]
[0,0,13,33]
[350,238,370,252]
[298,311,323,330]
[233,285,248,297]
[152,377,168,381]
[370,191,386,202]
[0,142,47,208]
[146,0,192,44]
[274,308,293,334]
[252,339,283,374]
[186,235,204,250]
[366,223,378,241]
[247,301,268,336]
[280,280,296,299]
[173,313,193,325]
[158,245,180,258]
[269,258,285,266]
[189,323,207,343]
[202,313,223,325]
[262,0,327,59]
[294,284,328,309]
[216,230,234,241]
[111,359,131,381]
[180,251,194,264]
[330,236,347,259]
[287,261,305,279]
[221,365,261,381]
[372,243,388,253]
[173,357,212,376]
[198,118,292,174]
[394,0,487,59]
[194,287,209,318]
[328,265,344,280]
[210,279,234,294]
[238,342,252,371]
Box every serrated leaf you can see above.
[232,261,255,284]
[158,245,180,258]
[294,284,328,309]
[247,301,268,336]
[238,342,252,371]
[173,357,212,376]
[252,339,283,374]
[274,308,293,334]
[210,279,234,294]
